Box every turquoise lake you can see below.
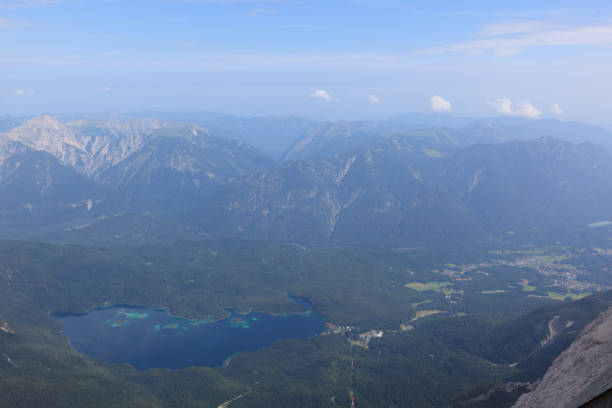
[56,297,325,370]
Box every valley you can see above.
[0,114,610,406]
[0,238,611,407]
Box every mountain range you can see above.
[1,112,612,407]
[0,113,611,247]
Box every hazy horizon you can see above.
[5,110,612,134]
[2,0,612,129]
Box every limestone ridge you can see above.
[1,114,612,247]
[512,307,612,408]
[0,115,165,177]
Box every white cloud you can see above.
[103,85,112,92]
[245,8,278,16]
[478,21,553,37]
[368,94,380,104]
[157,0,282,4]
[550,103,563,115]
[13,89,25,96]
[0,0,59,9]
[488,97,542,118]
[419,24,612,57]
[430,95,452,112]
[310,89,334,102]
[493,47,521,58]
[0,17,40,28]
[489,97,514,115]
[515,100,542,118]
[283,24,322,30]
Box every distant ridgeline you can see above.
[0,114,610,247]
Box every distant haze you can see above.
[2,0,612,129]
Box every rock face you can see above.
[281,121,378,161]
[513,307,612,408]
[1,114,612,247]
[2,116,165,177]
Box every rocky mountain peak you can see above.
[9,115,72,144]
[1,115,167,177]
[24,114,63,130]
[513,307,612,408]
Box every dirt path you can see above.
[217,391,250,408]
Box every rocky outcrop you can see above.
[513,307,612,408]
[1,115,165,177]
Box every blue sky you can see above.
[2,0,612,127]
